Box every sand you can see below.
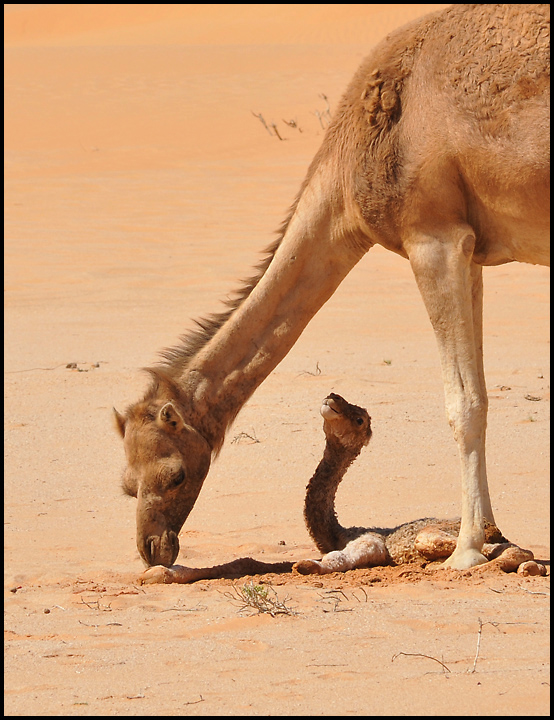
[4,4,550,716]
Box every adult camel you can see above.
[114,4,550,571]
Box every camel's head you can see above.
[320,393,372,452]
[113,380,212,568]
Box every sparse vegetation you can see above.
[231,430,260,444]
[298,361,322,376]
[253,95,332,138]
[224,580,297,617]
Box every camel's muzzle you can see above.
[139,530,180,567]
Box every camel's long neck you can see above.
[179,170,367,450]
[303,440,361,554]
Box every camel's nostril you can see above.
[142,532,179,567]
[140,535,156,566]
[165,531,180,566]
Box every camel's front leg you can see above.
[408,231,494,569]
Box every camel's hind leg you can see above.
[294,532,388,575]
[408,229,495,570]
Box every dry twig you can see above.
[313,109,328,129]
[318,588,353,613]
[78,596,112,612]
[231,430,260,444]
[282,118,302,132]
[270,122,284,140]
[251,111,273,136]
[470,617,486,673]
[298,361,322,377]
[392,651,451,673]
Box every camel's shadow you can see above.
[140,558,295,585]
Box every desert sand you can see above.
[4,4,550,716]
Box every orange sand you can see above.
[5,4,549,715]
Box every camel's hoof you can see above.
[517,560,547,577]
[441,548,488,570]
[491,546,534,573]
[293,559,324,575]
[139,565,175,585]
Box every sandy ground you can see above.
[4,4,550,716]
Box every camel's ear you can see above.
[113,408,126,438]
[157,402,185,433]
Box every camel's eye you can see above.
[170,468,185,488]
[356,417,365,426]
[121,470,138,497]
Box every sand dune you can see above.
[5,4,450,47]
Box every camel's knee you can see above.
[445,393,487,445]
[414,527,457,559]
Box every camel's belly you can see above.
[473,213,550,267]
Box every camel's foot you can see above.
[139,564,200,585]
[293,559,327,575]
[443,543,541,575]
[517,560,547,577]
[441,547,489,570]
[140,565,175,584]
[477,544,535,573]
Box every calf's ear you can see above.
[113,408,126,438]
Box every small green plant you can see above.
[224,580,297,617]
[383,359,392,365]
